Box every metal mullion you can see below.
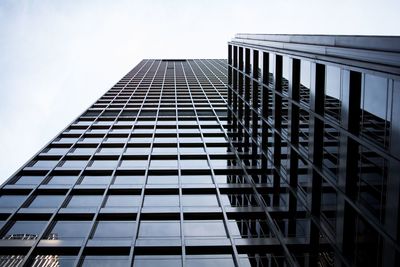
[72,60,159,267]
[272,55,283,206]
[288,58,300,236]
[174,62,185,267]
[186,60,241,267]
[251,50,260,167]
[308,63,325,264]
[128,60,166,266]
[191,59,300,267]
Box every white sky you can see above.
[0,0,399,183]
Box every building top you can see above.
[230,34,400,75]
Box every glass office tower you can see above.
[0,59,250,266]
[0,35,399,267]
[228,34,400,266]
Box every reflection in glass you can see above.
[92,221,135,239]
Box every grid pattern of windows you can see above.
[0,59,270,266]
[228,34,400,266]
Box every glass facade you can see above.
[228,34,400,266]
[0,35,399,266]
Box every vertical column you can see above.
[252,50,259,167]
[308,63,325,265]
[273,55,282,205]
[232,46,238,143]
[288,58,300,235]
[261,52,270,181]
[228,45,233,125]
[244,48,251,154]
[335,70,362,265]
[382,80,400,266]
[238,47,244,152]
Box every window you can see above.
[183,220,226,237]
[182,195,219,206]
[120,160,148,168]
[151,147,178,155]
[82,256,130,267]
[179,147,205,155]
[133,256,181,267]
[43,148,69,155]
[113,176,145,185]
[67,195,103,208]
[147,175,178,184]
[97,147,123,155]
[104,195,141,207]
[125,147,151,155]
[47,176,78,185]
[149,160,178,169]
[47,221,91,240]
[143,195,179,207]
[33,255,76,266]
[69,148,97,155]
[0,195,27,208]
[60,160,88,168]
[80,176,112,185]
[92,221,135,239]
[180,160,209,169]
[15,176,44,185]
[138,221,180,238]
[29,195,65,208]
[31,160,59,169]
[186,255,235,267]
[4,221,48,240]
[181,175,213,184]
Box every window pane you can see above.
[113,176,145,185]
[181,175,213,184]
[149,160,178,169]
[138,221,180,238]
[186,255,235,267]
[82,256,130,267]
[4,221,47,240]
[48,221,91,239]
[33,255,76,266]
[183,221,226,237]
[29,195,65,208]
[15,176,44,185]
[105,195,141,207]
[143,195,179,207]
[133,256,182,267]
[61,160,88,168]
[90,160,118,168]
[120,160,148,168]
[48,176,78,185]
[67,196,102,208]
[32,160,59,169]
[147,176,178,184]
[182,195,219,206]
[80,176,111,185]
[180,160,209,169]
[0,195,27,208]
[92,221,135,239]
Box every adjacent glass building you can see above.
[0,34,399,267]
[228,34,400,266]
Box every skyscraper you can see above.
[228,34,400,267]
[0,34,399,267]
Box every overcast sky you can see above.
[0,0,399,183]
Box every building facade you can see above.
[228,34,400,266]
[0,34,400,267]
[0,59,249,266]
